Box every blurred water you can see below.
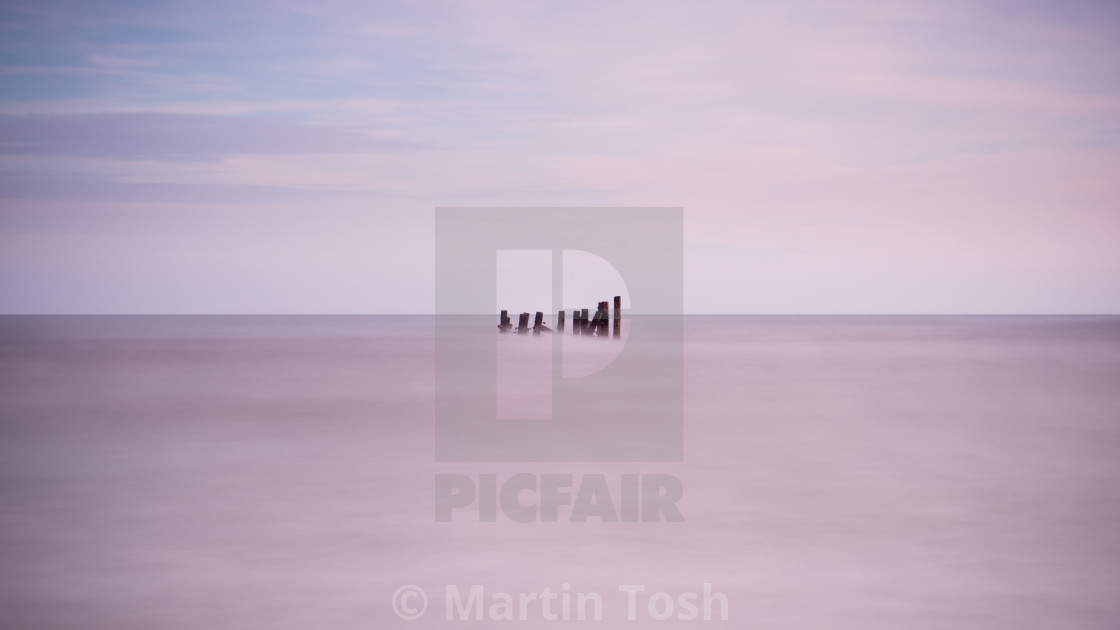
[1,315,1118,629]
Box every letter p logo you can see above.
[434,208,684,462]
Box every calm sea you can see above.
[1,315,1118,629]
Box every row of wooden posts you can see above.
[498,296,622,338]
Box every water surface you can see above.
[1,316,1118,628]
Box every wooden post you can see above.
[573,309,581,335]
[533,311,544,335]
[596,301,609,337]
[613,296,621,338]
[498,310,512,333]
[517,312,530,334]
[557,310,565,333]
[581,309,589,334]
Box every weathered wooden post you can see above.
[613,296,621,338]
[557,310,565,333]
[572,309,581,335]
[517,312,530,334]
[498,310,512,332]
[596,301,610,337]
[533,311,544,335]
[581,308,589,334]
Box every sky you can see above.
[0,0,1118,314]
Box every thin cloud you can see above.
[0,172,373,204]
[0,112,421,161]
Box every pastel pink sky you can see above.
[1,0,1117,313]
